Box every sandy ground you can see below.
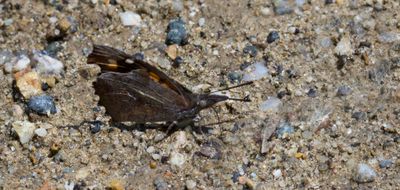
[0,0,399,189]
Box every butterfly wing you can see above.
[94,71,191,122]
[88,45,194,107]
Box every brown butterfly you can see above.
[87,45,251,125]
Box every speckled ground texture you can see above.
[0,0,399,189]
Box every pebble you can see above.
[58,17,72,33]
[156,57,171,70]
[307,88,317,98]
[353,163,377,183]
[378,32,400,43]
[319,37,332,48]
[166,19,187,46]
[165,44,178,60]
[260,7,272,16]
[45,41,63,58]
[185,180,197,190]
[335,36,353,56]
[146,146,155,154]
[89,121,102,133]
[266,31,280,43]
[171,0,184,12]
[228,71,243,84]
[27,95,57,115]
[273,0,293,15]
[198,17,205,27]
[242,61,269,82]
[154,177,168,190]
[260,97,282,112]
[243,45,258,57]
[173,56,184,67]
[12,121,36,144]
[119,11,142,27]
[199,140,222,159]
[337,85,352,96]
[109,179,124,190]
[15,71,43,99]
[33,52,64,75]
[351,111,366,121]
[379,159,393,168]
[10,104,24,119]
[0,50,13,65]
[276,122,294,138]
[34,128,47,137]
[169,151,186,167]
[272,169,282,178]
[4,54,30,73]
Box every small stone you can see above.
[295,152,305,159]
[266,31,280,43]
[13,55,30,72]
[352,111,366,121]
[58,18,72,32]
[260,97,282,112]
[275,122,294,138]
[243,45,258,57]
[273,0,293,15]
[272,169,282,178]
[199,140,222,159]
[119,11,142,27]
[335,36,353,56]
[260,7,272,16]
[165,44,178,60]
[33,52,64,75]
[34,128,47,137]
[171,0,184,12]
[156,57,171,70]
[166,19,187,46]
[27,95,57,115]
[319,37,332,48]
[173,56,184,67]
[12,121,36,144]
[45,41,63,58]
[242,61,269,82]
[133,52,145,61]
[228,71,243,84]
[378,32,400,43]
[198,17,205,27]
[353,163,377,183]
[146,146,155,154]
[15,71,43,99]
[0,50,13,65]
[337,85,352,96]
[89,121,102,133]
[154,177,168,190]
[169,152,186,167]
[185,180,196,190]
[76,167,90,180]
[379,159,393,168]
[307,88,317,98]
[149,161,157,169]
[109,179,124,190]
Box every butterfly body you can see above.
[88,45,230,123]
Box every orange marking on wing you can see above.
[105,63,119,70]
[149,72,160,82]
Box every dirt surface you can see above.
[0,0,399,189]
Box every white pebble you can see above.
[14,55,30,71]
[33,52,64,75]
[242,61,269,82]
[198,17,205,27]
[169,152,186,167]
[12,121,36,144]
[273,169,282,178]
[119,11,142,27]
[260,97,282,112]
[353,163,377,183]
[335,36,352,56]
[378,32,400,43]
[34,128,48,137]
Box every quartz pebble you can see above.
[0,50,12,65]
[169,152,186,167]
[242,61,269,82]
[335,36,353,56]
[12,121,36,144]
[34,128,48,137]
[353,163,377,183]
[119,11,142,27]
[4,55,30,73]
[28,95,57,115]
[33,52,64,75]
[260,97,282,112]
[185,180,196,190]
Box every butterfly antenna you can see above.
[227,95,251,102]
[212,81,253,93]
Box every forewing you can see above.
[94,71,188,122]
[88,45,194,107]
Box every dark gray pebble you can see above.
[307,88,317,98]
[267,31,280,43]
[228,71,243,84]
[337,85,352,96]
[45,41,63,58]
[166,19,187,46]
[28,95,57,115]
[243,45,258,57]
[352,111,366,121]
[173,56,184,67]
[89,121,102,134]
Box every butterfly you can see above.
[87,45,251,125]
